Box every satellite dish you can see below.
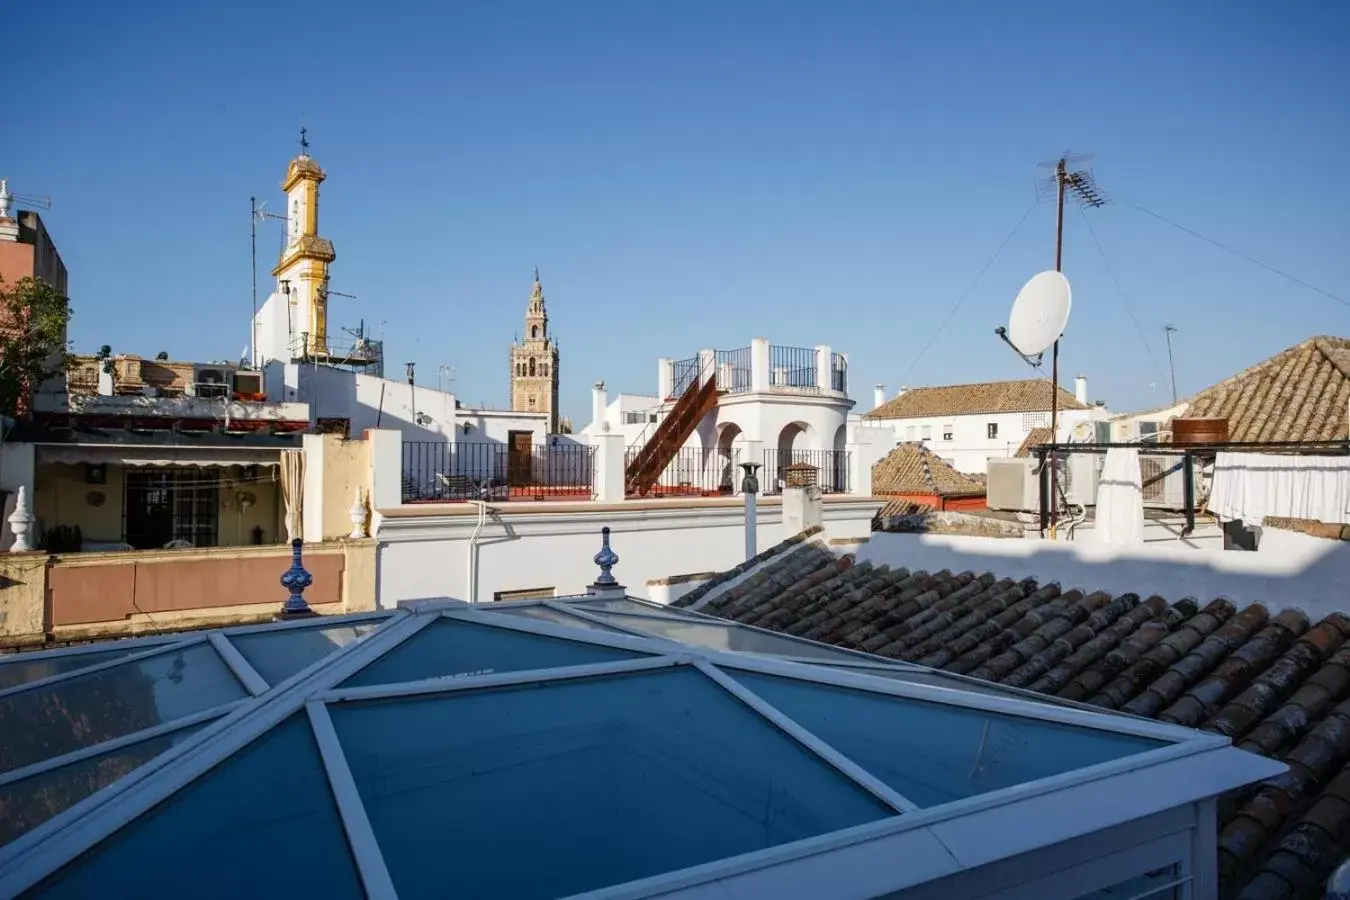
[1009,271,1072,356]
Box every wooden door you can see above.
[507,431,533,487]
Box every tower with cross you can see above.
[269,128,336,359]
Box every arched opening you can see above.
[715,423,745,492]
[774,421,812,491]
[832,423,848,492]
[531,325,539,339]
[529,358,536,377]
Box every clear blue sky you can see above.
[9,0,1348,426]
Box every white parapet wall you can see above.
[374,496,881,606]
[856,527,1350,617]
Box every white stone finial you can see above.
[348,486,368,539]
[9,486,35,552]
[0,179,10,220]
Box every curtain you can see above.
[280,449,305,542]
[1210,453,1350,526]
[1095,447,1145,545]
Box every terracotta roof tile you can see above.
[1177,335,1350,442]
[685,544,1350,897]
[1014,426,1055,458]
[871,443,986,498]
[866,378,1089,420]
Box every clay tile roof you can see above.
[688,546,1350,897]
[872,443,985,498]
[865,379,1088,420]
[1014,426,1054,458]
[1178,335,1350,442]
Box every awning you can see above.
[35,445,282,468]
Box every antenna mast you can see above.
[1037,152,1107,537]
[1163,325,1178,404]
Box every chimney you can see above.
[591,380,607,431]
[896,386,908,398]
[873,384,886,409]
[1074,375,1088,405]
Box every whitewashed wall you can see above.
[874,408,1106,474]
[374,498,879,605]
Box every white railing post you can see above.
[593,431,627,503]
[751,338,770,393]
[657,358,674,399]
[815,344,832,392]
[698,348,716,387]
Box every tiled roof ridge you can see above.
[1189,336,1349,403]
[689,544,1350,896]
[670,525,824,609]
[865,378,1089,420]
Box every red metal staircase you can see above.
[625,368,721,497]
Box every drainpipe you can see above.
[467,498,490,603]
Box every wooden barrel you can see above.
[1173,416,1229,447]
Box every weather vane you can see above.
[298,126,309,155]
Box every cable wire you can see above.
[1076,205,1170,386]
[897,201,1037,384]
[1118,197,1350,309]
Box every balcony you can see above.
[663,340,849,400]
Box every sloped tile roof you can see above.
[872,443,985,498]
[866,379,1088,420]
[1014,426,1054,458]
[684,544,1350,898]
[1178,336,1350,442]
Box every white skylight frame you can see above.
[0,598,1283,900]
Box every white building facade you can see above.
[864,376,1111,475]
[579,338,877,494]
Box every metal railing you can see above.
[671,357,700,396]
[402,441,595,502]
[830,352,848,393]
[715,347,753,394]
[624,446,740,498]
[769,345,820,392]
[761,449,851,495]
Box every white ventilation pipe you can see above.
[466,499,490,603]
[873,384,886,409]
[1075,375,1088,405]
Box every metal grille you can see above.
[123,468,220,549]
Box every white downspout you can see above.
[467,500,490,603]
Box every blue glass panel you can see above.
[820,664,1088,708]
[342,618,646,687]
[488,605,627,633]
[0,642,246,775]
[729,670,1166,808]
[229,620,381,686]
[331,666,890,899]
[37,714,362,899]
[0,646,143,692]
[0,722,209,848]
[590,610,864,662]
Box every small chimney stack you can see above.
[591,380,607,431]
[1074,375,1088,406]
[873,384,886,409]
[897,386,908,399]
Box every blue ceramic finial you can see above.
[592,526,619,587]
[280,538,315,617]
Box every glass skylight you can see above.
[584,608,869,662]
[331,666,890,899]
[0,641,246,775]
[35,714,362,899]
[0,596,1259,900]
[341,617,648,688]
[725,669,1165,807]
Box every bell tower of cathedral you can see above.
[271,127,336,359]
[510,268,560,432]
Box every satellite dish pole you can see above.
[1163,325,1179,404]
[1036,152,1107,537]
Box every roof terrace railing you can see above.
[769,345,820,393]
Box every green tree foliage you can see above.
[0,276,73,417]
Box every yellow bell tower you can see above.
[271,128,336,358]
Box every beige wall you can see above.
[320,435,370,540]
[0,539,377,648]
[33,463,284,549]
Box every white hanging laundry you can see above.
[1096,447,1145,545]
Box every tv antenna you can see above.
[437,364,456,394]
[998,152,1108,538]
[0,179,52,217]
[1163,325,1179,404]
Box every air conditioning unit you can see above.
[194,366,230,399]
[986,458,1039,511]
[1064,453,1103,506]
[1140,454,1188,508]
[231,371,264,398]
